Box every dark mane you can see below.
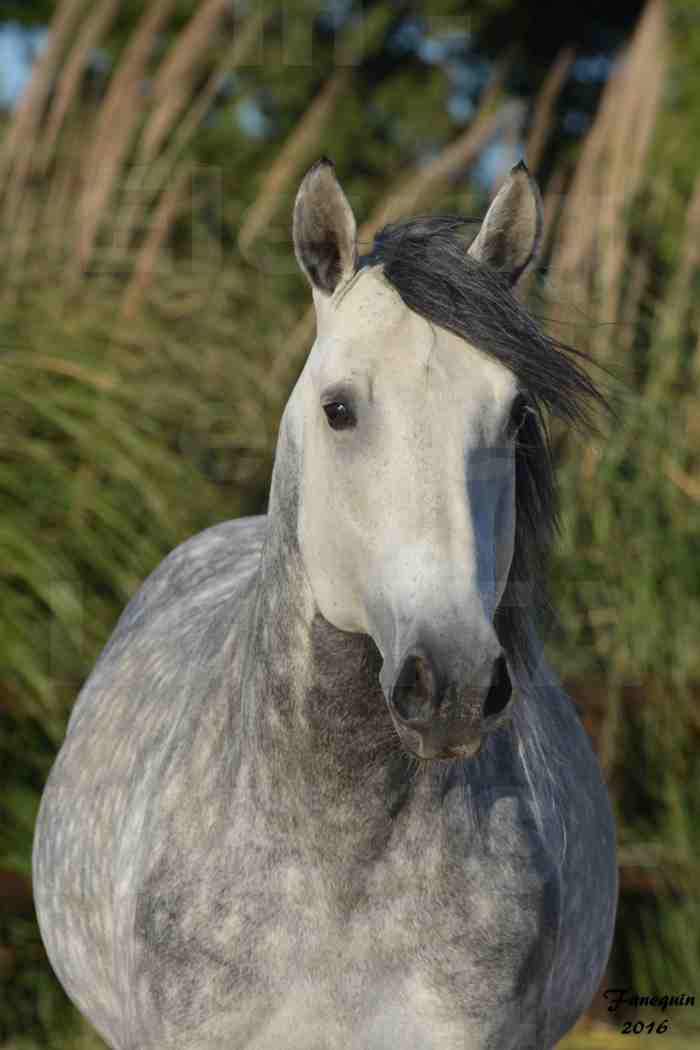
[358,214,608,684]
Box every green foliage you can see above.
[649,0,700,267]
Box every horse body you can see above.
[34,513,615,1050]
[33,160,617,1049]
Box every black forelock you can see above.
[357,214,605,427]
[358,213,609,682]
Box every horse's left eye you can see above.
[323,401,355,430]
[508,394,531,438]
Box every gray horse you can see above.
[33,158,617,1050]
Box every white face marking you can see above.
[290,266,519,678]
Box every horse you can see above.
[33,157,617,1050]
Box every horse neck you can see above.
[240,502,401,771]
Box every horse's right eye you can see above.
[323,401,355,430]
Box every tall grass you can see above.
[0,0,698,1046]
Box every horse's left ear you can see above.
[293,157,357,296]
[468,160,543,287]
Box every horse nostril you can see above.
[392,654,434,722]
[483,654,512,720]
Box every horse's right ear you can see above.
[293,157,357,296]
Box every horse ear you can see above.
[293,157,357,296]
[468,160,543,286]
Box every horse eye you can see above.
[323,401,355,431]
[508,394,531,438]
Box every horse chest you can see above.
[133,798,556,1050]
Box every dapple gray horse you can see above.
[33,158,617,1050]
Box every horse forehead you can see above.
[332,266,408,333]
[313,269,517,404]
[311,269,415,371]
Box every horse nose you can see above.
[389,648,513,757]
[390,650,440,723]
[482,653,513,720]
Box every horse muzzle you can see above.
[382,643,514,760]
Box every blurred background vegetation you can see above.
[0,0,698,1047]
